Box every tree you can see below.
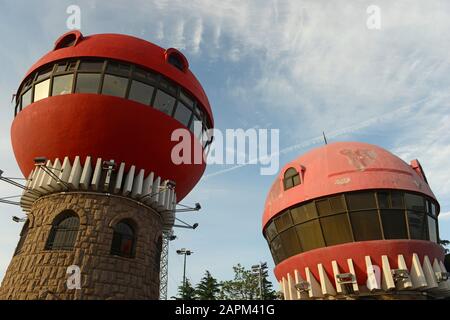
[218,264,260,300]
[439,239,450,254]
[176,278,197,300]
[195,270,220,300]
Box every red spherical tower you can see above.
[0,31,213,300]
[263,142,450,300]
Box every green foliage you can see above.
[176,278,197,300]
[439,239,450,254]
[219,264,259,300]
[195,270,220,300]
[174,263,278,300]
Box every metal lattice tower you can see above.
[159,230,175,300]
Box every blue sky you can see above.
[0,0,449,298]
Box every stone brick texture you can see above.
[0,192,163,300]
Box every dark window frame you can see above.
[283,167,301,190]
[45,211,80,251]
[264,190,440,265]
[110,219,137,259]
[14,58,212,148]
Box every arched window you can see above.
[14,220,29,255]
[45,211,80,250]
[283,167,301,190]
[110,220,136,258]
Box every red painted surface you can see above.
[11,95,205,200]
[274,240,445,286]
[263,142,437,228]
[20,31,213,126]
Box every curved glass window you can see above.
[380,209,408,239]
[14,58,212,149]
[34,79,50,102]
[128,80,154,105]
[45,211,79,250]
[283,168,300,190]
[154,89,176,115]
[52,74,74,96]
[110,220,136,258]
[102,74,128,97]
[75,73,101,93]
[264,190,440,264]
[174,102,192,126]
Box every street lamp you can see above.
[252,262,268,300]
[176,248,193,288]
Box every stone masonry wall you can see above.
[0,192,163,300]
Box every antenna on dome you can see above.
[322,131,328,145]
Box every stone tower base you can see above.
[0,192,163,300]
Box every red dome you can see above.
[22,31,212,125]
[11,32,214,200]
[263,141,437,227]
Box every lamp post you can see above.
[252,262,268,300]
[176,248,193,289]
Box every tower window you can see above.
[128,80,154,105]
[45,211,80,250]
[33,79,50,102]
[14,220,29,256]
[283,167,301,190]
[52,74,74,96]
[75,73,101,94]
[173,102,192,127]
[21,88,32,110]
[101,74,128,98]
[153,89,176,115]
[110,220,136,258]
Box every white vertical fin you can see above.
[294,269,308,300]
[381,255,395,291]
[68,156,82,189]
[131,169,145,198]
[365,256,381,292]
[158,180,167,207]
[37,160,53,192]
[332,261,344,294]
[31,167,44,191]
[347,259,360,293]
[410,253,428,289]
[79,156,92,190]
[114,162,125,193]
[422,255,438,289]
[59,156,72,186]
[305,267,323,298]
[286,272,295,300]
[90,158,102,191]
[46,158,62,191]
[151,176,161,203]
[122,165,136,196]
[281,277,288,300]
[318,263,336,296]
[141,171,154,199]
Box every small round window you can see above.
[54,31,82,50]
[165,49,188,72]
